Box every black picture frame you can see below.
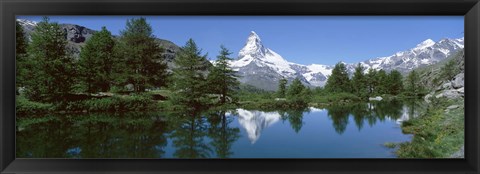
[1,0,479,173]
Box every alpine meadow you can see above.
[15,16,465,158]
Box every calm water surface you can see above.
[17,100,423,158]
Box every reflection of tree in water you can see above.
[350,102,369,131]
[113,113,169,158]
[17,112,170,158]
[170,110,212,158]
[404,99,423,118]
[326,100,406,134]
[326,104,350,134]
[284,108,309,133]
[206,110,240,158]
[16,116,77,158]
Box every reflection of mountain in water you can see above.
[234,109,281,144]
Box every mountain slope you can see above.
[229,31,464,91]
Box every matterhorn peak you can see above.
[238,31,267,58]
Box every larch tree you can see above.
[171,39,210,109]
[78,26,116,93]
[207,45,240,105]
[24,17,76,102]
[116,17,168,92]
[277,78,288,98]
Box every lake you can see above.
[16,100,423,158]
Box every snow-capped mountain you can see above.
[356,37,464,73]
[229,31,464,91]
[229,31,329,90]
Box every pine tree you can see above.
[366,68,378,96]
[286,78,306,103]
[207,45,240,105]
[24,17,76,102]
[376,69,388,94]
[277,78,287,98]
[387,70,403,95]
[440,59,457,80]
[78,26,116,93]
[405,70,424,97]
[171,39,210,109]
[16,21,29,94]
[351,63,367,99]
[116,18,168,92]
[325,62,351,93]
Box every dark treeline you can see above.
[16,17,240,113]
[323,62,426,99]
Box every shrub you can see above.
[65,94,156,112]
[16,96,54,116]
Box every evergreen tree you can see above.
[405,70,424,97]
[366,68,378,96]
[207,45,240,105]
[78,26,116,93]
[24,17,76,102]
[440,59,457,81]
[376,69,388,94]
[286,78,306,103]
[116,18,168,92]
[325,62,351,93]
[16,21,28,94]
[277,78,287,98]
[171,39,210,109]
[387,70,403,95]
[351,63,368,99]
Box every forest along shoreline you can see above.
[15,17,464,158]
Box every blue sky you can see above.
[18,16,463,65]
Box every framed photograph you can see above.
[1,0,479,173]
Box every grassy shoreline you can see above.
[390,97,464,158]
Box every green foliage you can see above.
[16,21,29,93]
[325,62,351,93]
[286,78,306,101]
[78,26,116,93]
[16,96,54,116]
[64,94,156,112]
[23,17,76,102]
[311,92,360,103]
[365,68,378,96]
[207,45,240,105]
[387,70,404,95]
[397,98,464,158]
[440,58,458,81]
[376,70,388,94]
[384,142,397,149]
[351,63,368,99]
[404,70,426,97]
[115,17,168,92]
[277,78,287,98]
[171,39,211,110]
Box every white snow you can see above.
[306,64,332,77]
[16,19,38,27]
[230,31,297,76]
[414,39,435,51]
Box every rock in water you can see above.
[369,96,383,101]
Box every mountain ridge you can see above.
[229,31,464,90]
